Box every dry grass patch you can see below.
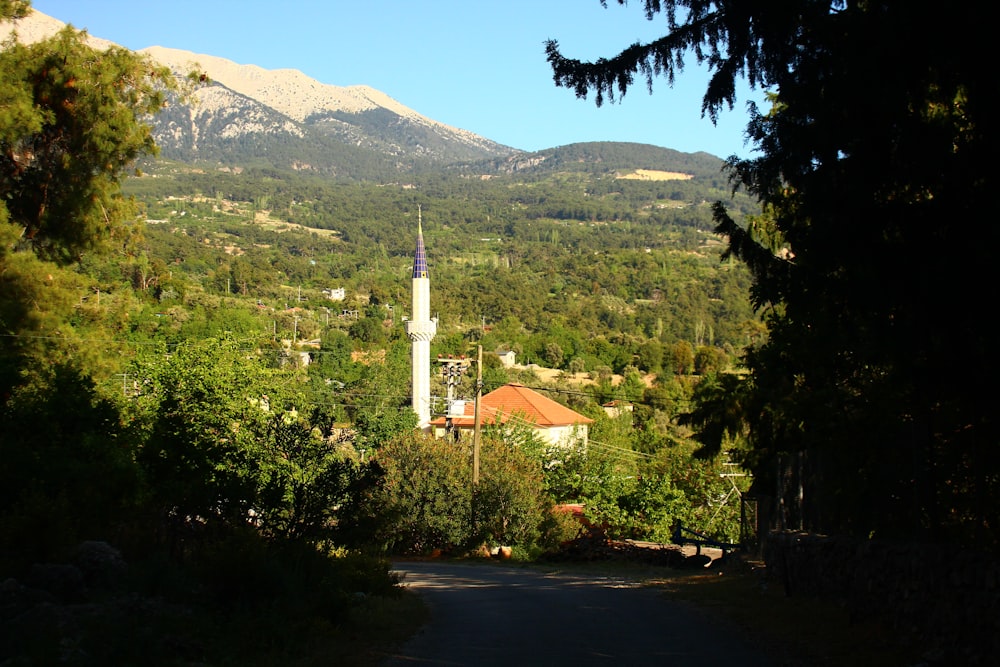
[617,169,693,181]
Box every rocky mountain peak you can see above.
[141,45,430,126]
[3,9,517,176]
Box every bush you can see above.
[363,433,473,554]
[354,431,555,555]
[536,505,585,553]
[473,436,548,548]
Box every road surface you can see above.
[381,560,773,666]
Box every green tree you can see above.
[473,436,548,548]
[617,366,647,403]
[250,413,363,543]
[537,440,589,503]
[1,24,173,264]
[0,4,197,562]
[664,340,694,376]
[548,1,996,547]
[1,11,185,396]
[0,2,29,21]
[635,338,662,374]
[643,380,687,420]
[480,352,511,394]
[131,338,270,524]
[616,473,688,543]
[131,335,364,543]
[692,345,728,375]
[679,371,749,459]
[543,341,564,369]
[362,433,473,554]
[353,407,418,451]
[648,443,749,544]
[0,365,136,567]
[348,312,386,344]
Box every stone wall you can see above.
[763,531,1000,664]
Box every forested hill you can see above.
[467,142,728,179]
[124,139,759,378]
[9,10,758,389]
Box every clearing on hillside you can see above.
[617,169,694,181]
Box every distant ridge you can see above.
[1,7,113,48]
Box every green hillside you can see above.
[123,143,759,368]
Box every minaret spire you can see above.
[413,205,428,279]
[405,204,436,431]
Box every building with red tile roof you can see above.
[430,383,592,447]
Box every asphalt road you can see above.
[382,560,774,666]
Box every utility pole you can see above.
[473,345,483,485]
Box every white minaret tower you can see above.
[404,206,437,431]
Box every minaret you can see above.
[404,206,437,431]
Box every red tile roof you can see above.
[430,383,593,428]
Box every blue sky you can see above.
[29,0,764,158]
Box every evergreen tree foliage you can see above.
[548,1,995,547]
[1,25,172,263]
[0,13,182,398]
[0,6,190,563]
[0,364,137,568]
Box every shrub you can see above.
[473,436,548,548]
[364,433,473,554]
[353,431,555,555]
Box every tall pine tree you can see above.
[547,1,995,547]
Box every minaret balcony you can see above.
[405,319,437,341]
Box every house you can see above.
[323,287,346,301]
[430,383,592,448]
[495,349,517,368]
[602,400,634,418]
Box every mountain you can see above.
[4,10,729,181]
[2,10,519,178]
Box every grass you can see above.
[323,589,431,667]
